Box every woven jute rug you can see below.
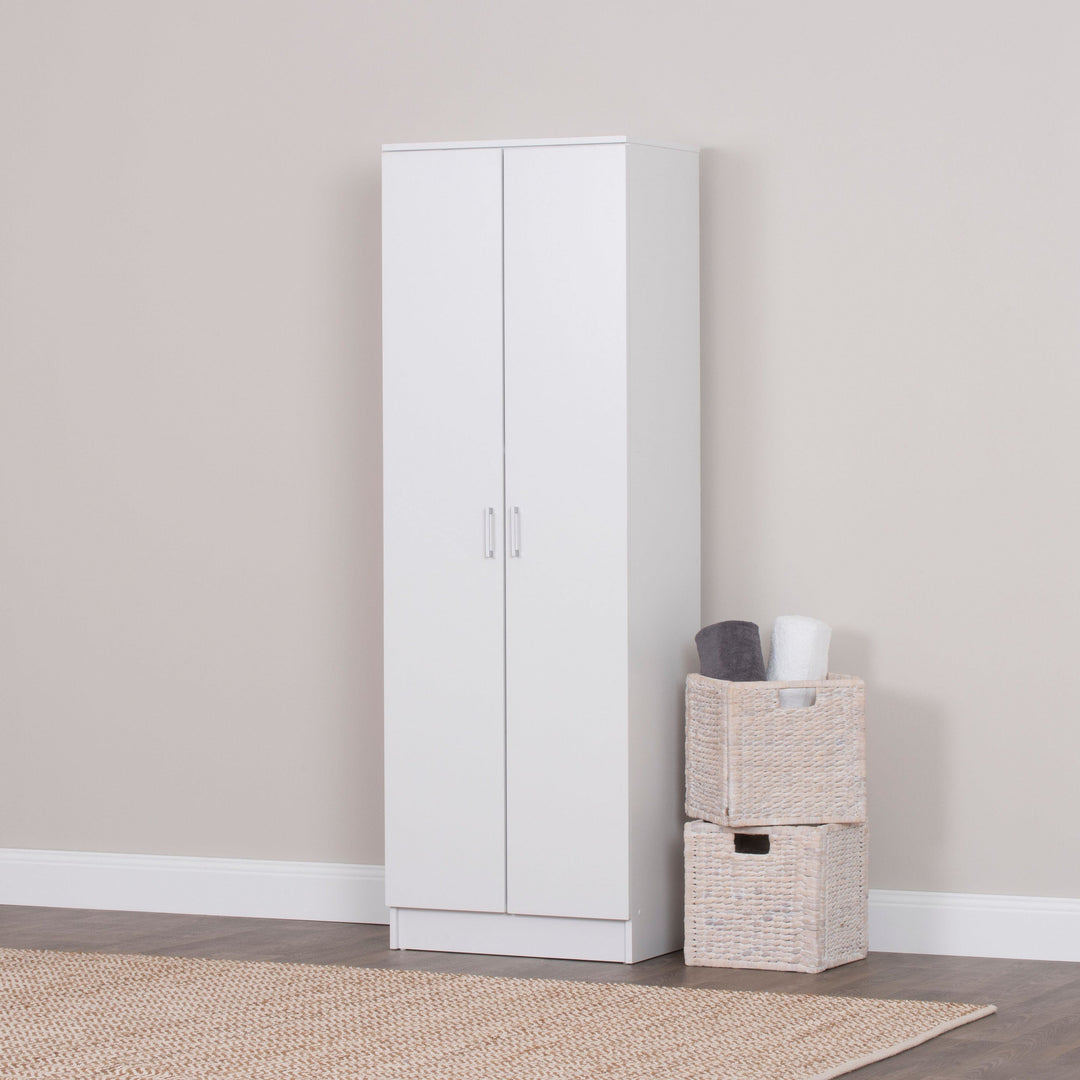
[0,947,994,1079]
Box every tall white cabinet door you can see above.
[382,149,507,913]
[503,145,630,920]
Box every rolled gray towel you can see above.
[695,621,766,681]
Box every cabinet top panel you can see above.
[382,136,698,153]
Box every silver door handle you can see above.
[484,507,496,558]
[510,506,521,557]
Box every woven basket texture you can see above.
[685,673,867,827]
[684,820,869,973]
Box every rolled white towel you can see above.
[766,615,832,708]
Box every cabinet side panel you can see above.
[503,144,630,921]
[627,144,701,960]
[382,149,506,912]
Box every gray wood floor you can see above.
[1,905,1078,1078]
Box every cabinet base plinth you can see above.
[389,907,642,963]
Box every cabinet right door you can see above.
[503,144,630,921]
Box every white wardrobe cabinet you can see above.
[382,136,699,963]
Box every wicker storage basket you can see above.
[685,673,866,827]
[684,819,868,973]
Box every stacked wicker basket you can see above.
[683,673,869,973]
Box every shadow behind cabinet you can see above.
[382,137,700,963]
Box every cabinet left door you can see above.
[382,148,507,913]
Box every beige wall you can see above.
[1,1,1077,896]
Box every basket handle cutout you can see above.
[776,688,818,708]
[734,834,771,855]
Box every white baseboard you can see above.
[0,849,390,925]
[2,851,1076,963]
[869,889,1080,962]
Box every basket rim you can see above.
[687,672,863,690]
[685,819,861,836]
